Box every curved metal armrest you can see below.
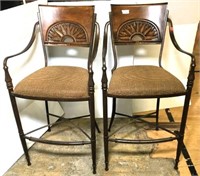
[3,22,39,70]
[3,22,39,89]
[167,18,195,89]
[101,21,110,88]
[88,21,100,73]
[167,18,195,66]
[102,21,110,72]
[92,22,100,62]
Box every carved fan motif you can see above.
[117,19,160,42]
[47,22,88,43]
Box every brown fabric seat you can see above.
[108,65,185,98]
[14,66,89,100]
[3,5,100,174]
[101,3,195,171]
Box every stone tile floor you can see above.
[4,118,180,176]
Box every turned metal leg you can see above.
[102,60,109,171]
[103,92,109,171]
[108,98,116,131]
[175,93,191,169]
[45,101,51,132]
[89,97,96,174]
[155,98,160,130]
[174,134,183,169]
[10,95,31,165]
[88,99,100,134]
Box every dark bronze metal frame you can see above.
[3,5,100,174]
[102,3,195,171]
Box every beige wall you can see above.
[168,0,200,24]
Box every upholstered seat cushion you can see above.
[108,66,186,98]
[14,66,89,100]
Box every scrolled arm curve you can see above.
[3,21,39,91]
[167,18,195,90]
[93,22,100,62]
[167,18,195,61]
[88,21,100,74]
[101,21,110,91]
[102,21,110,71]
[3,21,39,69]
[88,21,100,94]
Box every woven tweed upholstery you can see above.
[14,66,89,100]
[108,66,186,98]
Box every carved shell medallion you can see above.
[47,22,88,43]
[117,19,160,42]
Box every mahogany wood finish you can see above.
[3,5,100,174]
[102,3,195,171]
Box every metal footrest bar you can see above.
[110,112,179,136]
[25,113,91,136]
[108,112,180,145]
[135,117,179,136]
[49,112,101,133]
[109,136,178,144]
[24,114,92,145]
[132,112,179,136]
[132,112,157,118]
[24,121,60,136]
[48,113,93,138]
[115,111,156,119]
[108,112,157,137]
[108,119,140,138]
[49,113,90,121]
[25,136,91,146]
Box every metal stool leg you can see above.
[11,95,31,165]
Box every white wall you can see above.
[0,1,63,175]
[0,0,199,175]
